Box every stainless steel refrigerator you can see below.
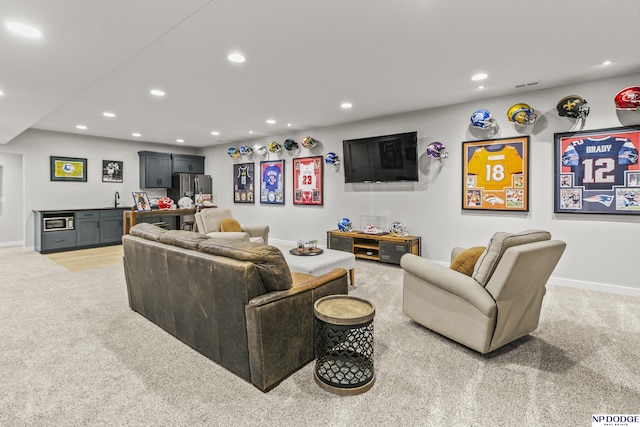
[167,173,212,202]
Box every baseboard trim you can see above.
[0,240,24,248]
[549,278,640,298]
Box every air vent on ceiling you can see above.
[515,82,539,89]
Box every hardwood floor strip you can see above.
[45,245,123,271]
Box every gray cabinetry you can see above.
[328,234,352,252]
[99,210,124,244]
[139,151,172,188]
[76,210,100,246]
[41,230,77,252]
[171,154,205,174]
[379,241,410,264]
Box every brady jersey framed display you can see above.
[554,126,640,214]
[293,156,323,205]
[462,136,529,211]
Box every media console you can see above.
[326,230,421,265]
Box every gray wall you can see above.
[201,72,640,296]
[1,73,638,296]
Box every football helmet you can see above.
[324,151,341,166]
[426,141,448,159]
[227,147,241,159]
[268,141,282,153]
[614,86,640,110]
[389,221,408,237]
[301,136,317,149]
[337,217,353,232]
[470,109,497,129]
[239,145,253,156]
[284,138,299,151]
[177,197,194,209]
[507,103,537,126]
[253,144,267,155]
[157,197,174,210]
[557,95,590,119]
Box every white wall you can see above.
[0,153,24,246]
[0,129,199,248]
[201,72,640,296]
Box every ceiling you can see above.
[1,0,639,148]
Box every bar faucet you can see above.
[114,191,120,208]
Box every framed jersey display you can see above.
[554,126,640,214]
[259,160,285,205]
[462,136,529,211]
[293,156,323,205]
[233,162,254,204]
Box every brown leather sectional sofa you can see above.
[123,223,348,391]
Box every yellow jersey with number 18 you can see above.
[467,145,523,191]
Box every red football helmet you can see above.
[614,86,640,110]
[157,197,173,210]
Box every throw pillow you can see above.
[220,218,242,232]
[450,246,486,277]
[472,230,551,286]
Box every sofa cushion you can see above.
[198,239,292,292]
[221,218,242,232]
[450,246,486,277]
[472,230,551,286]
[159,230,210,250]
[129,222,168,241]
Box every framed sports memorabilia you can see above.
[462,136,529,211]
[554,126,640,214]
[233,163,255,204]
[102,160,123,183]
[293,156,323,205]
[260,160,285,205]
[50,156,87,182]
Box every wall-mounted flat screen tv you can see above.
[343,131,418,183]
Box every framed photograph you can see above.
[293,156,323,205]
[554,126,640,214]
[132,191,152,212]
[50,156,87,182]
[260,160,285,205]
[462,136,529,211]
[233,163,255,203]
[102,160,123,183]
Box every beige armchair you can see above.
[194,208,269,244]
[401,230,566,354]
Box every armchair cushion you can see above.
[221,217,242,232]
[159,229,210,250]
[198,239,292,292]
[472,230,551,286]
[450,246,486,276]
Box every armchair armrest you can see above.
[241,224,269,245]
[400,253,495,317]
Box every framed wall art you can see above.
[554,125,640,215]
[462,136,529,211]
[233,162,255,203]
[50,156,87,182]
[260,160,285,205]
[293,156,323,205]
[102,160,123,183]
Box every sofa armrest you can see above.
[205,231,250,241]
[241,224,269,245]
[400,253,495,317]
[244,268,348,392]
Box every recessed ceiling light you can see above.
[75,124,87,130]
[103,112,116,118]
[287,123,292,127]
[228,53,246,63]
[176,139,184,143]
[150,89,165,97]
[210,131,220,136]
[266,119,276,124]
[477,85,485,90]
[471,73,488,81]
[249,130,254,134]
[341,102,353,109]
[602,60,612,66]
[0,89,4,96]
[6,22,42,38]
[132,132,141,137]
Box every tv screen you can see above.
[343,131,418,183]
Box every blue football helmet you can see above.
[324,151,341,166]
[227,147,241,159]
[471,109,497,129]
[239,145,253,156]
[337,218,353,232]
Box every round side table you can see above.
[313,295,376,395]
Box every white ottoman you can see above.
[283,248,356,286]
